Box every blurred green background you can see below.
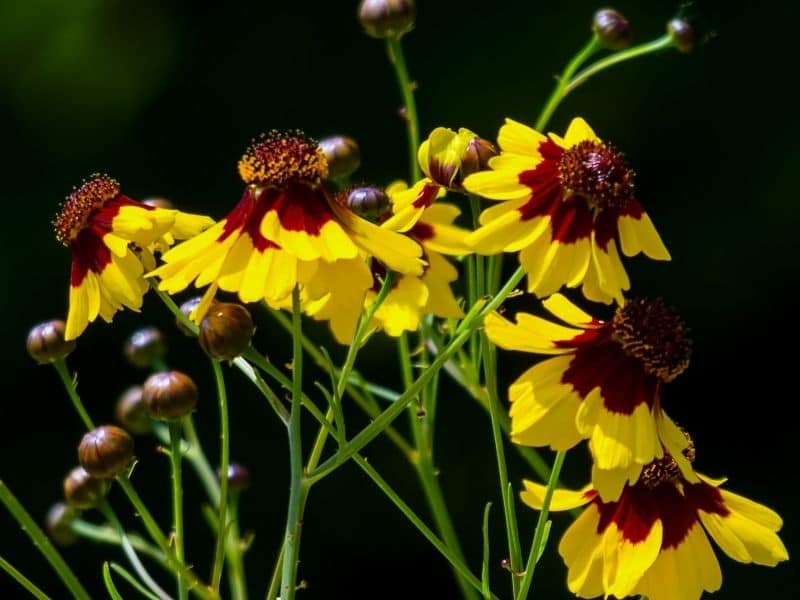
[1,0,797,598]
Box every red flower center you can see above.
[238,131,328,187]
[612,298,691,382]
[557,140,634,211]
[53,174,120,246]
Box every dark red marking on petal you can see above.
[593,199,644,251]
[596,483,660,544]
[655,483,701,549]
[549,197,594,243]
[218,186,280,252]
[409,221,435,242]
[553,326,606,348]
[70,229,112,286]
[684,481,731,518]
[412,182,442,208]
[263,182,334,235]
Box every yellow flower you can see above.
[53,174,213,340]
[464,117,670,304]
[149,132,425,320]
[522,447,788,600]
[485,293,694,500]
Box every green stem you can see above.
[182,418,221,506]
[563,35,676,97]
[52,359,94,430]
[210,361,230,594]
[280,286,306,600]
[386,36,421,181]
[535,36,602,131]
[169,421,188,600]
[0,480,90,600]
[69,519,164,564]
[225,494,248,600]
[0,553,50,600]
[468,195,486,371]
[516,451,566,599]
[264,543,284,600]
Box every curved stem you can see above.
[210,361,230,594]
[386,36,421,181]
[52,359,94,430]
[69,519,165,564]
[169,421,188,600]
[0,553,52,600]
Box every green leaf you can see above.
[101,563,124,600]
[104,563,162,600]
[481,502,493,599]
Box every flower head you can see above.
[54,174,213,340]
[464,117,670,304]
[486,293,693,500]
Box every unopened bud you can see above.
[142,197,174,210]
[667,18,694,53]
[319,135,361,179]
[115,385,151,435]
[46,502,79,546]
[78,425,135,478]
[177,296,217,336]
[345,186,391,219]
[592,8,633,50]
[142,370,198,420]
[220,462,252,492]
[124,327,167,369]
[199,303,254,361]
[358,0,415,39]
[26,320,75,364]
[460,136,498,180]
[63,466,110,509]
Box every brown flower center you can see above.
[238,131,328,187]
[557,140,634,210]
[612,298,691,382]
[53,174,120,246]
[641,428,696,489]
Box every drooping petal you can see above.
[520,480,595,511]
[484,312,585,354]
[618,206,671,260]
[558,505,605,598]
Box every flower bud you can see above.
[592,8,632,50]
[460,136,498,180]
[419,127,495,188]
[219,462,252,492]
[667,18,694,53]
[123,326,167,369]
[26,320,75,364]
[46,502,79,546]
[199,303,254,361]
[142,370,198,420]
[344,186,391,219]
[358,0,415,39]
[63,466,110,509]
[142,197,174,209]
[78,425,135,478]
[176,296,217,336]
[115,385,151,435]
[319,135,361,179]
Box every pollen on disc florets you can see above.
[558,140,634,211]
[53,174,120,246]
[641,428,696,489]
[612,298,691,382]
[238,130,328,187]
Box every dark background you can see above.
[1,0,797,598]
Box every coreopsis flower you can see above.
[464,117,670,304]
[53,174,213,340]
[384,127,496,231]
[485,293,693,500]
[521,446,788,600]
[149,132,425,320]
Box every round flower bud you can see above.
[123,326,167,369]
[219,462,252,492]
[26,320,75,364]
[46,502,79,546]
[63,466,110,509]
[667,18,694,53]
[142,370,198,420]
[345,186,390,219]
[319,135,361,179]
[592,8,632,50]
[199,303,254,361]
[115,385,151,435]
[176,296,217,337]
[142,197,174,209]
[358,0,415,39]
[460,136,498,181]
[78,425,135,478]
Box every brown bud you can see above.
[142,370,198,420]
[123,326,167,369]
[220,462,252,492]
[78,425,135,478]
[115,385,151,435]
[63,466,110,509]
[199,303,254,361]
[459,136,498,182]
[319,135,361,179]
[344,186,390,219]
[176,296,217,336]
[142,197,174,210]
[46,502,79,546]
[667,18,694,53]
[26,320,75,364]
[358,0,415,39]
[592,8,633,50]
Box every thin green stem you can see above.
[517,451,566,598]
[0,480,90,600]
[535,36,602,131]
[564,35,676,97]
[98,500,171,600]
[264,543,284,600]
[225,494,248,600]
[0,554,50,600]
[169,421,188,600]
[210,361,230,594]
[182,418,221,506]
[386,36,421,181]
[280,286,306,600]
[69,519,164,564]
[52,359,94,430]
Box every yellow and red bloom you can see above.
[54,174,213,340]
[149,132,425,320]
[464,117,670,304]
[522,449,788,600]
[485,293,694,500]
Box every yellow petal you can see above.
[589,236,629,305]
[618,212,671,260]
[559,505,605,597]
[462,170,531,201]
[562,117,600,147]
[542,293,598,328]
[169,212,215,240]
[602,519,662,598]
[65,280,90,340]
[370,275,429,336]
[484,311,583,354]
[591,462,643,503]
[520,480,594,511]
[497,118,547,156]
